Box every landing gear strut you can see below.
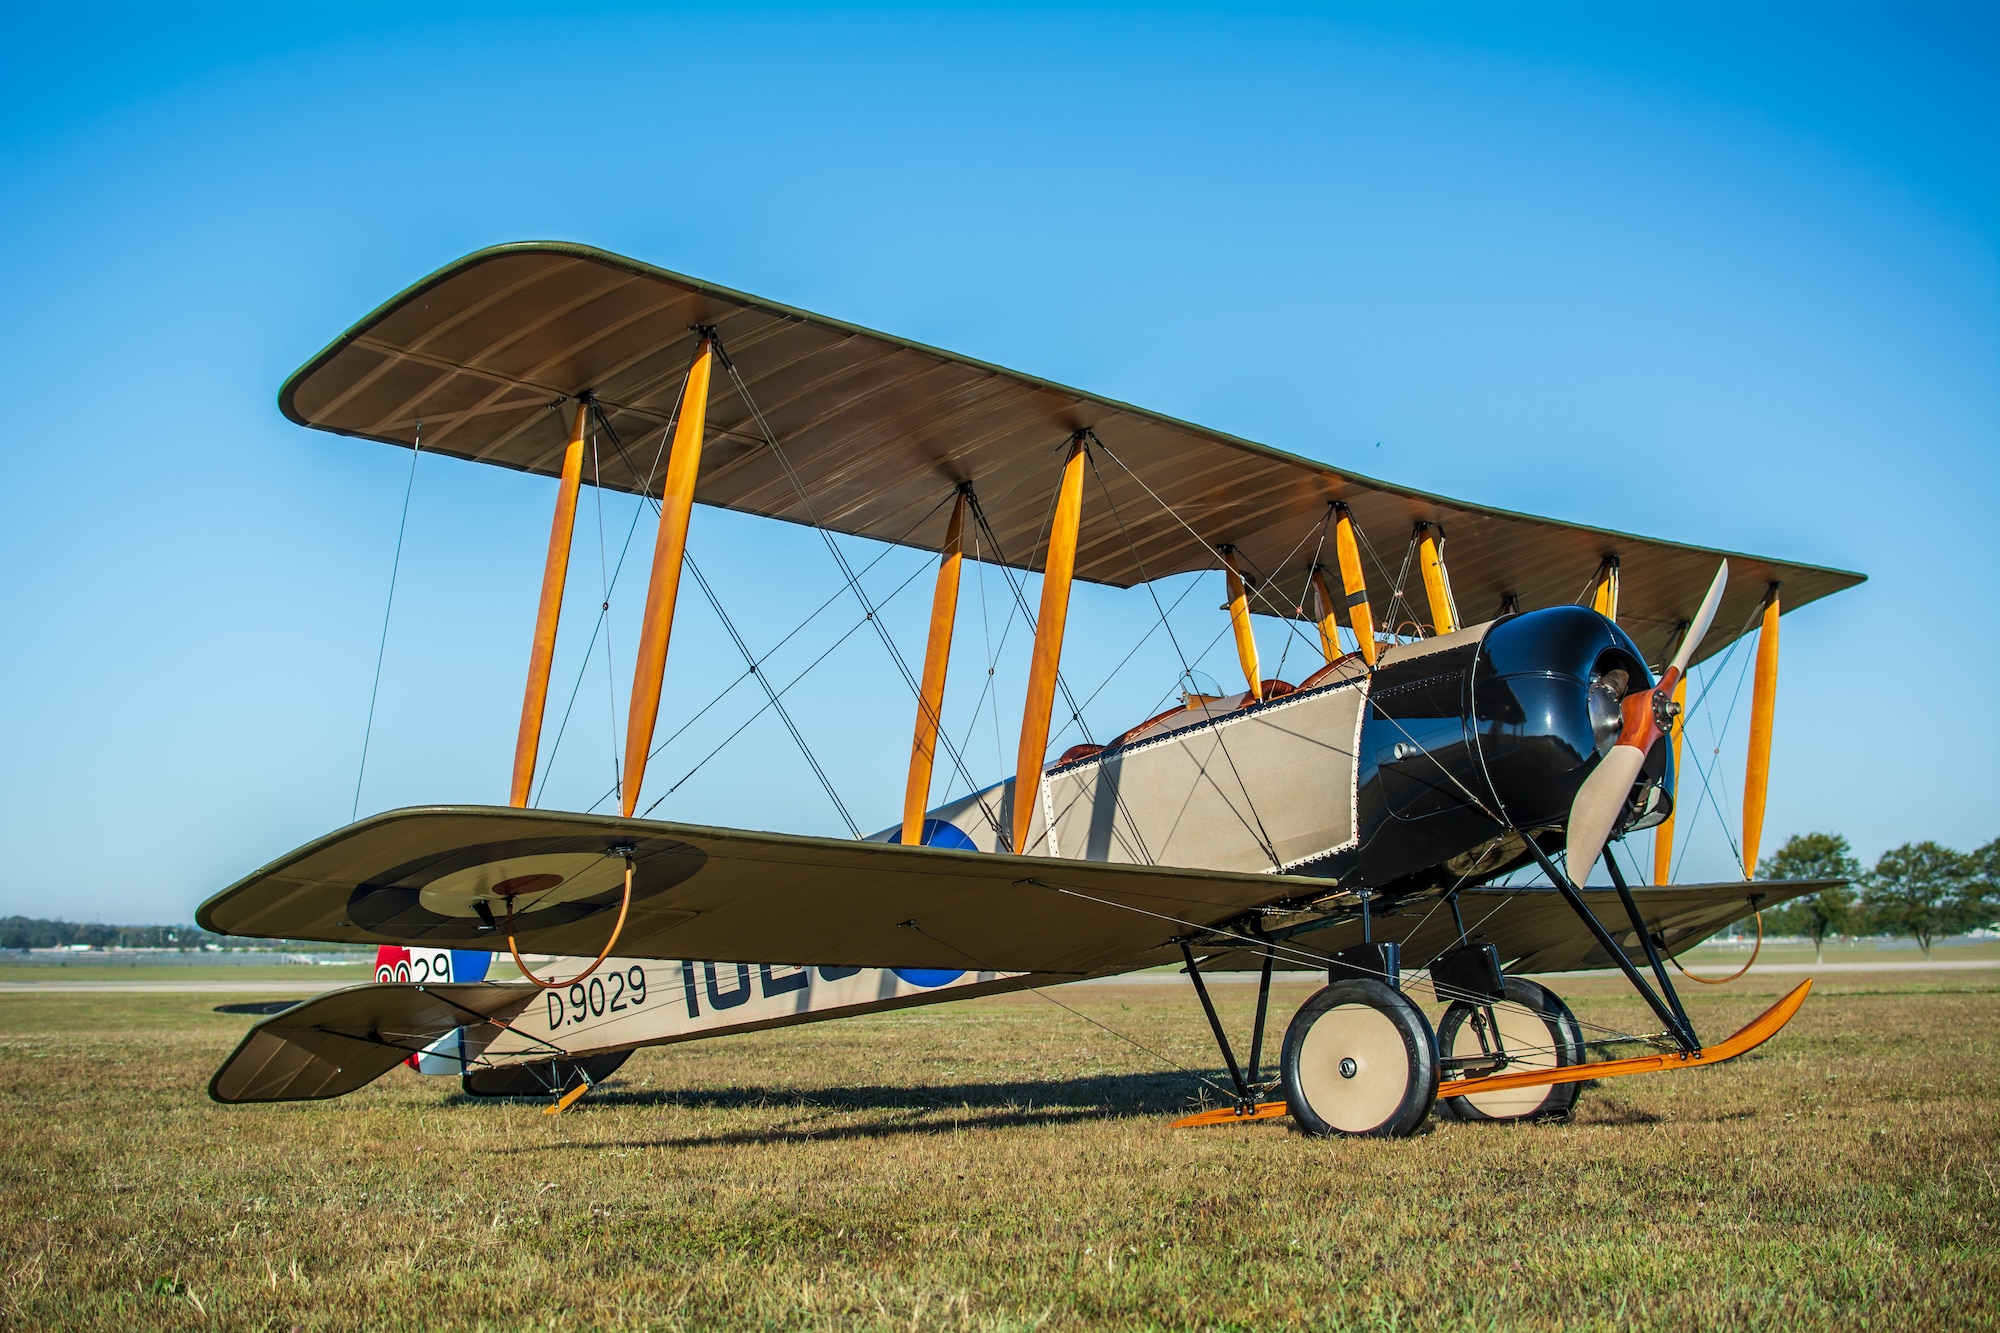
[1433,977,1584,1123]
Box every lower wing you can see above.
[196,805,1331,976]
[1191,879,1839,973]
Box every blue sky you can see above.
[1,4,1993,923]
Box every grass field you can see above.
[1,967,1994,1331]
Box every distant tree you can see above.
[1968,839,2000,932]
[1860,842,1974,959]
[1756,833,1860,962]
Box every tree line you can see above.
[1756,834,1998,961]
[0,917,337,952]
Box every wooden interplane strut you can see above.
[510,401,590,807]
[1741,583,1782,876]
[1417,522,1458,636]
[1652,672,1689,884]
[1590,555,1622,621]
[1012,437,1087,854]
[903,492,966,844]
[1332,505,1377,666]
[1220,547,1262,701]
[1308,568,1342,663]
[622,338,715,817]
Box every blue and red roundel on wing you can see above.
[905,819,977,851]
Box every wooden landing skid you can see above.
[1172,978,1813,1130]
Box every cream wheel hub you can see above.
[1296,1003,1412,1133]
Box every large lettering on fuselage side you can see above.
[474,961,1017,1066]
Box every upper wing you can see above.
[195,805,1331,976]
[208,982,536,1103]
[1192,879,1836,976]
[280,242,1860,667]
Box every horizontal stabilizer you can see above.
[209,982,535,1103]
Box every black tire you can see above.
[461,1049,632,1099]
[1281,979,1439,1138]
[1434,978,1585,1124]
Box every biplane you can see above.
[202,242,1860,1136]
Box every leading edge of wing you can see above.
[195,805,1330,976]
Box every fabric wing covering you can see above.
[282,243,1860,669]
[196,809,1825,987]
[1191,879,1835,976]
[195,807,1332,976]
[208,982,536,1103]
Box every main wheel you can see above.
[1434,978,1585,1123]
[1281,979,1439,1137]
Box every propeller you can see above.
[1564,562,1729,880]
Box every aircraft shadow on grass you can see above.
[467,1070,1231,1149]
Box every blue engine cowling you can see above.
[1326,606,1670,891]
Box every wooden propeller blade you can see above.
[1567,560,1729,878]
[1669,561,1729,677]
[1564,743,1647,880]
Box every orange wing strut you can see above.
[621,338,715,818]
[1220,547,1262,702]
[510,401,590,808]
[902,492,966,844]
[1741,583,1782,877]
[1589,556,1621,622]
[1308,568,1342,664]
[1416,522,1458,636]
[1011,436,1087,855]
[1651,671,1689,883]
[1332,505,1377,666]
[1173,979,1813,1128]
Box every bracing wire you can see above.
[715,345,999,801]
[678,551,862,837]
[352,426,421,822]
[531,409,674,808]
[640,552,937,817]
[592,429,622,800]
[570,490,955,820]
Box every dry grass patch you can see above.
[1,971,1994,1331]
